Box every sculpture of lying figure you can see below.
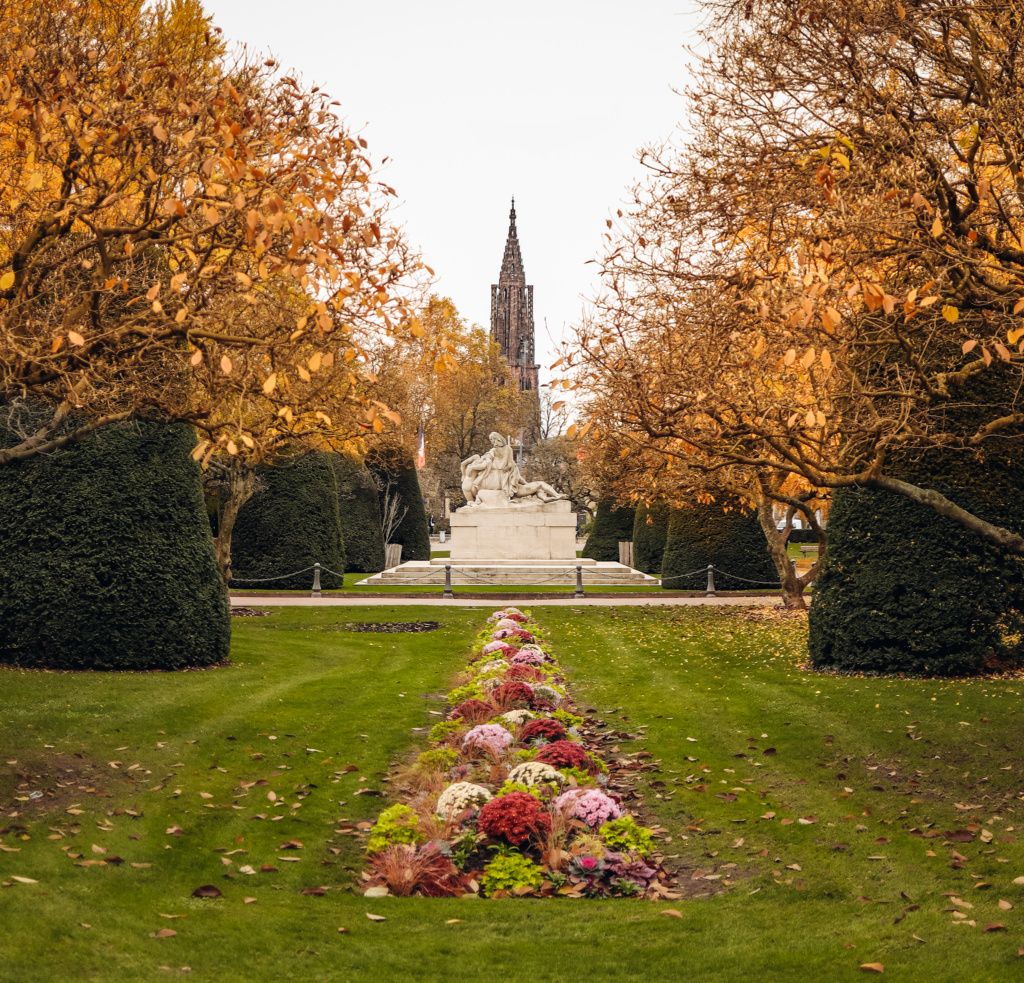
[461,432,565,508]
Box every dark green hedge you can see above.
[660,500,776,590]
[328,453,385,573]
[0,418,230,670]
[788,528,819,544]
[231,454,346,590]
[366,455,431,562]
[808,486,1024,676]
[809,357,1024,676]
[581,500,636,562]
[632,502,670,574]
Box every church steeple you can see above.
[490,198,538,393]
[500,198,525,283]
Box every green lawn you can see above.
[2,606,1022,982]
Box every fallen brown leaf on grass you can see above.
[859,964,884,973]
[244,897,257,904]
[660,909,683,918]
[337,927,349,934]
[998,900,1013,910]
[153,929,177,938]
[10,876,38,884]
[365,913,386,922]
[983,923,1006,932]
[191,885,222,898]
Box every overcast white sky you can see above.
[205,0,702,381]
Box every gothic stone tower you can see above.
[490,199,539,392]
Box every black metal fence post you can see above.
[311,562,321,599]
[575,564,585,598]
[443,563,454,599]
[705,563,716,597]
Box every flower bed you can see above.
[362,607,675,899]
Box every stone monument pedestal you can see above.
[449,499,577,561]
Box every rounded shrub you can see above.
[231,453,346,590]
[581,499,636,562]
[660,499,776,590]
[810,360,1024,676]
[809,484,1024,676]
[0,418,230,670]
[632,502,670,574]
[327,453,385,573]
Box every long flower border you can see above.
[361,608,677,899]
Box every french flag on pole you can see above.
[416,425,425,468]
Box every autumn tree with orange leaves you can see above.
[563,0,1024,597]
[0,0,424,480]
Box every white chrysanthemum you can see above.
[533,684,564,702]
[508,761,566,787]
[476,659,508,675]
[436,782,493,818]
[499,709,535,726]
[494,618,520,630]
[480,676,503,694]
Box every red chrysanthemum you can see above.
[478,791,552,846]
[520,717,567,744]
[534,739,598,775]
[451,698,495,724]
[490,681,535,709]
[510,629,535,644]
[506,664,544,683]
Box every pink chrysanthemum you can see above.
[462,723,514,757]
[510,649,545,666]
[555,788,622,828]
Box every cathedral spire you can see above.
[500,197,524,283]
[490,198,538,393]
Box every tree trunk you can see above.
[213,462,256,591]
[754,500,807,609]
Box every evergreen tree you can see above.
[366,454,431,562]
[0,417,229,670]
[581,500,636,562]
[632,502,670,575]
[328,454,386,573]
[231,454,346,590]
[660,500,776,590]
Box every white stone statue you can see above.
[460,432,565,509]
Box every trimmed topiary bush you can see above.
[808,484,1024,676]
[366,454,431,562]
[660,499,776,590]
[810,358,1024,677]
[581,500,636,562]
[0,418,230,670]
[632,502,670,574]
[231,454,345,590]
[327,453,385,573]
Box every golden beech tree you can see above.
[0,0,424,468]
[367,296,525,504]
[562,0,1024,573]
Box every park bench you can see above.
[798,543,819,554]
